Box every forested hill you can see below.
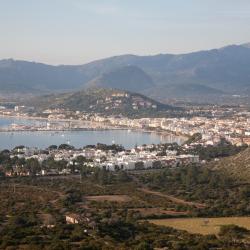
[211,147,250,182]
[24,88,179,118]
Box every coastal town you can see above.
[1,142,200,177]
[2,1,250,249]
[1,104,250,147]
[0,102,249,178]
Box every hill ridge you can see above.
[1,43,250,101]
[24,87,178,118]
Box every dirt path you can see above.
[128,208,189,216]
[138,188,206,209]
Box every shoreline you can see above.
[0,114,188,141]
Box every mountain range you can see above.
[1,43,250,102]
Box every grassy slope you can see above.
[211,147,250,182]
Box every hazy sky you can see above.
[1,0,250,65]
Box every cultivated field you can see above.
[149,217,250,235]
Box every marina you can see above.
[0,117,185,149]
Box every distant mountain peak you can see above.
[1,43,250,102]
[0,58,15,67]
[86,65,154,93]
[242,42,250,48]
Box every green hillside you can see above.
[211,147,250,182]
[25,88,178,118]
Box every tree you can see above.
[48,145,58,150]
[135,161,144,170]
[152,160,162,169]
[219,224,249,241]
[117,171,131,182]
[25,158,41,176]
[0,170,5,178]
[58,144,74,150]
[185,133,202,145]
[135,241,153,250]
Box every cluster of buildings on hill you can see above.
[93,92,158,111]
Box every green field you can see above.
[149,217,250,235]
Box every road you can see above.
[138,188,206,209]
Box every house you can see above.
[65,213,82,224]
[65,213,93,228]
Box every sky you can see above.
[1,0,250,65]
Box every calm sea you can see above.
[0,117,185,149]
